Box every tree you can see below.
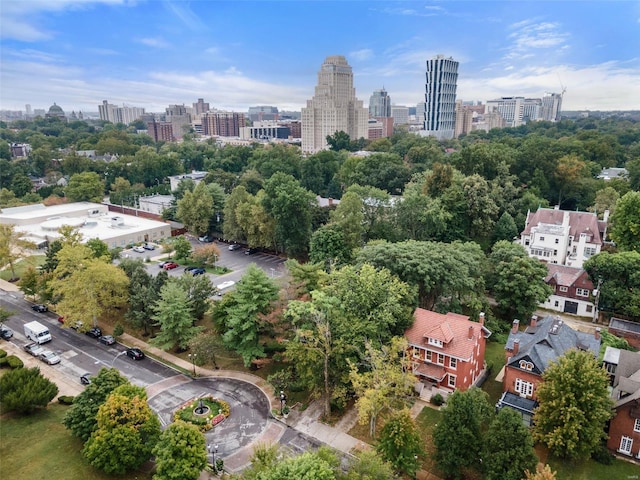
[329,191,365,251]
[191,243,220,267]
[0,224,36,280]
[0,367,58,414]
[176,181,214,235]
[609,191,640,252]
[326,130,353,151]
[376,409,423,477]
[488,241,553,320]
[462,173,499,240]
[152,421,206,480]
[433,387,492,479]
[343,450,395,480]
[176,273,214,320]
[482,408,538,480]
[349,337,415,438]
[235,189,276,249]
[262,172,315,257]
[63,367,129,441]
[524,464,557,480]
[18,266,40,298]
[172,235,192,260]
[219,265,278,366]
[492,211,519,244]
[533,349,613,459]
[223,185,251,243]
[83,384,161,474]
[151,281,202,351]
[65,171,105,202]
[589,186,620,219]
[188,332,223,369]
[309,224,353,270]
[86,238,110,260]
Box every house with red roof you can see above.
[404,308,491,400]
[519,206,608,269]
[607,349,640,461]
[541,264,595,317]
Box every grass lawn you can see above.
[0,404,153,480]
[0,255,46,281]
[546,452,640,479]
[482,340,507,405]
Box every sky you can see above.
[1,0,639,114]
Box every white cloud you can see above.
[349,49,373,62]
[137,37,170,48]
[504,20,570,61]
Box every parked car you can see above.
[245,247,259,255]
[228,243,242,251]
[143,243,156,250]
[69,320,85,331]
[192,267,206,276]
[198,235,213,243]
[158,261,170,268]
[133,245,145,253]
[32,304,48,313]
[24,342,44,357]
[163,262,179,270]
[0,324,13,340]
[80,373,92,385]
[184,266,197,272]
[98,335,115,346]
[126,347,145,360]
[86,327,102,338]
[39,350,61,365]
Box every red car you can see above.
[163,262,179,270]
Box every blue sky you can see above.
[1,0,639,114]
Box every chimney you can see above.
[530,315,538,328]
[603,210,610,223]
[328,197,334,206]
[513,338,520,355]
[468,325,474,339]
[511,319,520,334]
[479,312,485,325]
[595,327,601,340]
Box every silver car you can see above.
[39,350,61,365]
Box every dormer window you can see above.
[519,360,534,371]
[427,338,443,348]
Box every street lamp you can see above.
[207,444,218,472]
[110,350,127,368]
[188,353,197,376]
[413,455,419,480]
[279,390,287,416]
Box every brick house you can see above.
[608,350,640,460]
[519,206,608,269]
[497,315,601,425]
[541,264,595,317]
[404,309,491,401]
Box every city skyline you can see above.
[1,0,639,114]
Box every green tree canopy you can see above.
[533,349,613,459]
[151,281,202,351]
[65,171,105,202]
[609,190,640,252]
[376,409,424,477]
[0,367,58,414]
[176,180,214,235]
[152,421,207,480]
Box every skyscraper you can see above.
[301,55,368,153]
[423,55,459,140]
[369,88,391,118]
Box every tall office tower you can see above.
[201,111,245,137]
[423,55,459,140]
[369,88,392,118]
[25,104,32,116]
[301,55,368,153]
[541,93,563,122]
[99,100,118,122]
[248,106,279,122]
[454,100,474,138]
[193,98,210,115]
[391,105,410,125]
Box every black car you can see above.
[184,266,198,272]
[126,347,145,360]
[80,373,92,385]
[0,324,13,340]
[245,247,259,255]
[32,304,48,313]
[192,267,206,276]
[86,327,102,339]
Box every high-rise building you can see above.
[454,100,474,138]
[193,98,210,115]
[423,55,459,140]
[99,100,118,122]
[301,55,368,153]
[541,93,563,122]
[247,106,279,122]
[201,111,245,137]
[147,120,174,142]
[391,105,410,125]
[369,88,391,118]
[485,97,546,127]
[99,100,145,125]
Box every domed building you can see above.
[45,103,67,121]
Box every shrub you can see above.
[0,356,8,368]
[113,323,124,338]
[0,349,7,358]
[6,355,24,369]
[263,341,286,354]
[58,395,75,405]
[215,458,224,472]
[430,393,444,406]
[592,443,614,465]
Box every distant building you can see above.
[391,105,410,125]
[369,88,392,118]
[598,167,628,181]
[168,170,208,192]
[540,93,563,122]
[247,106,279,122]
[138,194,174,216]
[98,100,145,124]
[193,98,210,115]
[202,111,245,137]
[541,264,595,317]
[166,105,192,139]
[301,55,368,153]
[454,100,474,138]
[45,103,67,122]
[10,143,31,158]
[518,206,609,269]
[147,120,174,142]
[240,122,290,141]
[422,55,459,140]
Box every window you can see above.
[412,348,420,358]
[555,238,559,244]
[515,378,534,398]
[586,305,593,313]
[576,288,589,297]
[553,250,558,255]
[519,360,533,371]
[554,301,559,307]
[525,240,530,246]
[539,236,545,241]
[448,375,456,388]
[425,351,432,362]
[559,286,568,292]
[428,338,443,348]
[619,436,633,455]
[635,418,640,433]
[450,358,457,370]
[584,247,597,257]
[437,353,444,365]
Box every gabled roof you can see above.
[405,308,491,361]
[612,351,640,408]
[522,208,603,244]
[544,265,593,289]
[505,315,600,373]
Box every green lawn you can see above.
[0,255,46,281]
[482,340,507,405]
[547,455,640,479]
[0,404,153,480]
